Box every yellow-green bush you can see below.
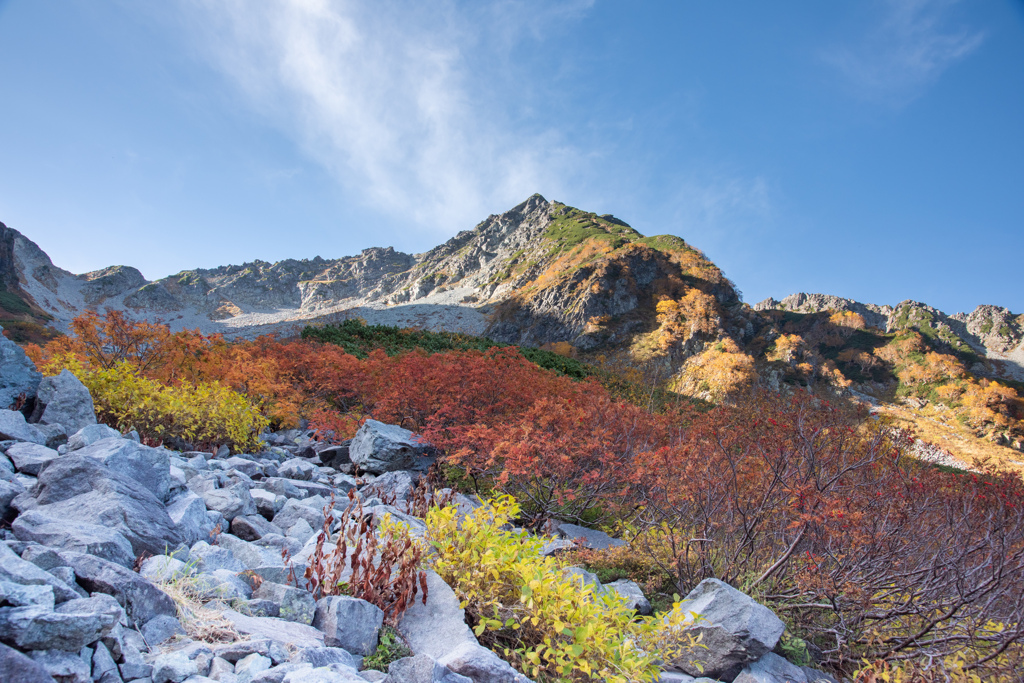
[425,495,702,682]
[43,355,267,451]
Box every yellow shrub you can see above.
[43,355,267,451]
[425,495,702,682]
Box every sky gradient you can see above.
[0,0,1021,314]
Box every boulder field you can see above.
[0,333,838,683]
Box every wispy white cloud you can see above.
[824,0,984,105]
[179,0,591,233]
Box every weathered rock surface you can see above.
[667,578,786,680]
[397,570,476,661]
[313,596,383,656]
[56,551,177,625]
[0,409,47,444]
[349,420,435,475]
[12,512,136,567]
[76,437,171,502]
[554,522,626,550]
[30,369,97,433]
[19,454,181,557]
[0,327,42,409]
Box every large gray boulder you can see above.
[273,498,325,533]
[554,522,626,550]
[76,436,171,502]
[349,420,435,474]
[66,423,121,451]
[201,483,257,521]
[220,608,325,651]
[12,511,136,568]
[0,543,81,603]
[0,602,119,651]
[603,579,652,615]
[29,369,97,434]
[386,654,472,683]
[313,596,383,656]
[17,453,181,558]
[5,442,59,475]
[0,327,42,410]
[56,551,176,626]
[436,642,531,683]
[733,652,809,683]
[397,570,476,661]
[0,409,47,444]
[666,578,786,681]
[0,641,56,683]
[0,478,23,521]
[167,491,219,546]
[252,582,316,625]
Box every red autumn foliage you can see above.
[28,312,1024,677]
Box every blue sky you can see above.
[0,1,1021,314]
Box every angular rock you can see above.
[13,511,136,568]
[666,578,786,680]
[236,652,273,682]
[37,423,68,450]
[213,639,289,665]
[436,642,526,683]
[216,535,283,571]
[277,459,317,482]
[397,570,475,660]
[250,489,285,519]
[21,454,181,558]
[0,409,47,444]
[5,442,59,475]
[28,648,91,683]
[554,523,626,550]
[603,579,652,615]
[120,642,154,680]
[76,437,171,502]
[0,329,42,409]
[57,552,177,626]
[282,666,364,683]
[252,583,315,625]
[202,484,257,522]
[219,609,324,650]
[349,421,435,475]
[386,654,473,683]
[293,647,355,669]
[0,640,57,683]
[66,424,121,452]
[733,652,809,683]
[0,477,25,521]
[561,567,601,591]
[168,491,218,546]
[0,542,80,603]
[362,471,416,506]
[193,569,253,602]
[142,614,187,646]
[272,499,325,535]
[0,604,117,651]
[317,442,351,470]
[189,542,245,574]
[232,515,283,542]
[225,457,264,479]
[0,580,55,609]
[31,369,97,434]
[257,478,305,500]
[800,666,839,683]
[151,650,198,683]
[313,596,383,656]
[139,555,190,583]
[93,640,119,681]
[285,519,315,544]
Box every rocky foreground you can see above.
[0,334,838,683]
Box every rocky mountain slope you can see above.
[2,194,752,365]
[0,335,837,683]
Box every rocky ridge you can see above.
[755,293,1024,382]
[0,330,838,683]
[2,195,746,355]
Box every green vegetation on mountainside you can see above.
[301,318,593,380]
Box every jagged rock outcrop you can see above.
[756,293,1024,381]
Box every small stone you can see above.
[235,653,272,683]
[252,582,315,625]
[151,651,199,683]
[313,596,383,656]
[142,614,186,646]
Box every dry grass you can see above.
[156,573,246,645]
